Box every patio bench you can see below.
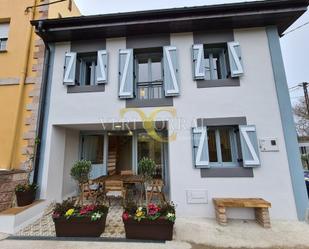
[213,198,271,228]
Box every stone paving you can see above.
[16,202,125,238]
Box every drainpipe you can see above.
[33,21,51,184]
[8,0,38,169]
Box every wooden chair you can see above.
[104,180,126,206]
[147,179,166,203]
[81,180,103,204]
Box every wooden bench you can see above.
[213,198,271,228]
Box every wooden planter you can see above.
[15,189,36,207]
[53,213,108,237]
[123,217,174,240]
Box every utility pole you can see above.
[300,82,309,115]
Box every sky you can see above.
[74,0,309,105]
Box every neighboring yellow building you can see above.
[0,0,80,170]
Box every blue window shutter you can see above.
[239,125,260,167]
[192,127,210,168]
[63,52,77,85]
[163,46,180,96]
[119,49,134,99]
[96,50,108,84]
[192,44,205,80]
[227,41,244,78]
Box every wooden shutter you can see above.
[192,127,210,168]
[119,49,134,99]
[96,50,108,84]
[239,125,260,167]
[192,44,205,80]
[163,46,180,96]
[63,52,77,85]
[227,41,244,78]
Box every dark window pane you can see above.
[220,129,232,162]
[208,130,218,162]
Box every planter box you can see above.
[53,214,107,237]
[15,189,36,207]
[123,217,174,240]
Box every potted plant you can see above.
[138,157,156,206]
[70,159,92,205]
[52,199,109,237]
[15,183,38,207]
[122,202,176,240]
[15,139,39,207]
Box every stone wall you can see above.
[0,170,27,212]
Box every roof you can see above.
[31,0,309,42]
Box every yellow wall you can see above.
[0,0,80,170]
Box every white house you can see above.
[31,0,309,221]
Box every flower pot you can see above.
[15,189,36,207]
[123,217,174,240]
[53,213,108,237]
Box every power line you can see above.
[283,21,309,36]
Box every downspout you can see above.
[33,22,51,184]
[8,0,38,169]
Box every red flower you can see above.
[148,203,160,216]
[79,205,96,215]
[122,212,129,220]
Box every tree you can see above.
[293,98,309,136]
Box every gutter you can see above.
[33,21,51,184]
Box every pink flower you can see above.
[122,212,129,220]
[79,205,96,215]
[52,212,60,219]
[148,203,160,216]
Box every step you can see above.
[0,200,49,234]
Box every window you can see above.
[204,44,229,80]
[76,53,97,86]
[0,22,9,51]
[138,132,165,178]
[81,135,104,164]
[135,50,164,100]
[208,126,239,167]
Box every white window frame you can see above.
[208,127,239,167]
[0,22,9,51]
[77,54,97,86]
[204,45,228,81]
[135,52,164,100]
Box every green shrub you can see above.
[70,160,92,184]
[15,183,38,193]
[138,157,156,181]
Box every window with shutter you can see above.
[192,127,210,168]
[119,49,134,99]
[239,125,260,167]
[163,46,180,96]
[63,52,77,85]
[96,50,108,84]
[228,41,244,78]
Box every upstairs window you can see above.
[0,22,9,51]
[192,42,244,81]
[204,44,229,80]
[135,50,164,100]
[76,53,97,86]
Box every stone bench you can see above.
[213,198,271,228]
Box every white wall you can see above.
[40,28,298,220]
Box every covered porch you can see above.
[38,121,170,204]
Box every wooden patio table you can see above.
[93,174,144,202]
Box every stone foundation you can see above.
[0,170,28,212]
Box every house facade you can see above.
[31,0,309,221]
